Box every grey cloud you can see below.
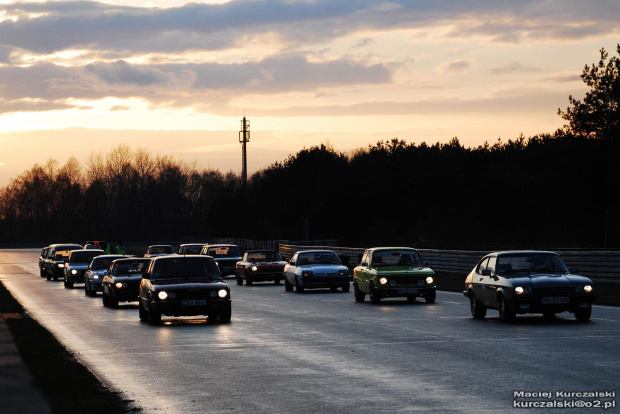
[1,0,619,54]
[489,62,542,75]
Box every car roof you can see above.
[367,247,419,252]
[70,249,104,255]
[245,249,278,253]
[295,250,337,254]
[492,250,559,256]
[113,257,150,262]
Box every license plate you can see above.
[182,299,206,306]
[541,297,569,304]
[397,288,418,294]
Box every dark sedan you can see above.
[463,251,596,322]
[102,258,151,308]
[235,250,287,285]
[138,255,231,325]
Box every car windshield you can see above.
[152,257,222,280]
[70,251,102,263]
[91,257,122,270]
[246,251,282,262]
[496,254,569,274]
[112,259,150,275]
[180,245,203,254]
[207,246,242,258]
[54,250,73,260]
[372,250,423,267]
[149,245,174,254]
[297,252,341,266]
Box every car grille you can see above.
[534,287,575,296]
[385,275,424,286]
[176,289,210,300]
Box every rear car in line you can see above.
[84,255,126,296]
[43,243,84,281]
[102,257,151,308]
[463,251,596,322]
[64,249,105,288]
[200,244,243,276]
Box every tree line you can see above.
[1,46,619,249]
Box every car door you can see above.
[353,250,372,292]
[477,256,499,306]
[284,254,298,284]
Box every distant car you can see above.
[63,249,105,288]
[178,243,205,255]
[283,250,350,293]
[463,251,596,322]
[235,250,287,285]
[43,243,84,281]
[353,247,436,304]
[144,245,175,257]
[38,246,50,277]
[200,244,243,276]
[84,241,107,250]
[84,255,126,296]
[102,258,151,308]
[138,255,231,325]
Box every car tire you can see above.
[236,275,243,285]
[64,277,73,289]
[88,285,97,297]
[498,295,515,322]
[246,276,253,286]
[274,279,281,285]
[148,308,161,325]
[84,283,89,296]
[574,307,591,322]
[470,293,487,319]
[138,300,148,322]
[284,278,293,292]
[424,290,436,304]
[353,283,365,302]
[342,282,350,292]
[369,282,381,304]
[219,303,232,324]
[109,291,119,308]
[295,277,304,293]
[102,291,109,307]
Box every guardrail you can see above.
[278,244,620,280]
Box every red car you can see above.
[235,250,287,286]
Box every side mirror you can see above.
[142,272,151,279]
[481,269,492,276]
[361,262,368,267]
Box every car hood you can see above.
[68,263,89,269]
[215,257,242,262]
[253,261,287,269]
[302,264,348,274]
[509,273,592,287]
[373,266,434,275]
[110,275,143,282]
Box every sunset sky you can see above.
[1,0,619,186]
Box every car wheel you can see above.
[498,294,515,322]
[470,293,487,319]
[295,277,304,293]
[138,300,148,322]
[236,275,243,285]
[102,291,109,307]
[219,303,232,324]
[46,271,51,281]
[574,307,591,322]
[246,276,253,286]
[40,268,46,277]
[284,277,293,292]
[274,279,281,285]
[148,308,161,325]
[424,290,436,304]
[109,291,119,308]
[342,282,350,292]
[369,282,381,304]
[64,277,73,289]
[84,283,89,296]
[353,283,365,302]
[88,285,97,297]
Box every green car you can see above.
[353,247,436,304]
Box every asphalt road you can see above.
[1,249,619,413]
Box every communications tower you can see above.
[239,116,250,186]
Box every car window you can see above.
[297,252,341,265]
[487,257,497,274]
[207,246,242,257]
[496,254,568,274]
[92,257,122,270]
[371,250,423,267]
[476,258,490,275]
[112,260,149,275]
[361,251,370,266]
[70,251,102,263]
[246,251,281,261]
[152,257,222,280]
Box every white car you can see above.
[283,250,350,293]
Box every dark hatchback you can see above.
[102,258,151,308]
[464,251,596,322]
[138,255,231,325]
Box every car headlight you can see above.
[302,270,313,277]
[339,269,349,276]
[218,289,228,298]
[583,285,593,293]
[158,291,168,300]
[71,269,77,275]
[93,275,99,280]
[426,276,434,284]
[57,263,64,268]
[515,286,524,295]
[379,277,388,285]
[115,282,124,289]
[251,265,258,272]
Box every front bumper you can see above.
[150,299,231,317]
[246,272,283,282]
[299,276,350,289]
[66,270,86,283]
[506,293,596,314]
[111,285,140,302]
[374,285,436,298]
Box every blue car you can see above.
[283,250,350,293]
[84,255,126,297]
